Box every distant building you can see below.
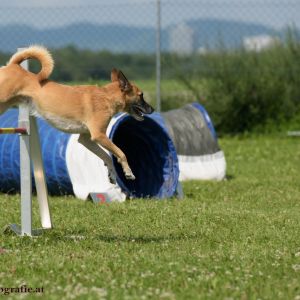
[197,47,208,55]
[169,23,196,55]
[243,35,278,51]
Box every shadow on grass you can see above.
[46,230,201,244]
[225,174,235,180]
[95,233,200,244]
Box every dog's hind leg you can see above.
[78,133,117,184]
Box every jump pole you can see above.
[2,49,52,236]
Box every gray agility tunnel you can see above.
[162,103,226,182]
[0,103,226,201]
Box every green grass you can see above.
[0,136,300,299]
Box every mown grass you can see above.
[0,136,300,299]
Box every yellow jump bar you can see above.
[0,128,27,134]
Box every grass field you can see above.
[0,136,300,299]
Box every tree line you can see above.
[0,46,158,82]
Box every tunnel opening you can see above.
[109,115,179,198]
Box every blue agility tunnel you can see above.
[0,109,179,200]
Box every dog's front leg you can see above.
[78,133,117,184]
[88,131,135,180]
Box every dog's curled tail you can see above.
[7,45,54,81]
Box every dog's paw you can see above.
[125,173,136,180]
[125,170,135,180]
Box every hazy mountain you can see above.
[0,19,278,53]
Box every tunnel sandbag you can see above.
[65,134,126,201]
[109,113,179,198]
[162,103,226,181]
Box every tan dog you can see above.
[0,46,154,182]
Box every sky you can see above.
[0,0,299,30]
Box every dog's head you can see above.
[111,68,154,121]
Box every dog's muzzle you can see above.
[131,102,154,121]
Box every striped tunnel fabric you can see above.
[0,128,27,134]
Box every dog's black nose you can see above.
[145,103,154,114]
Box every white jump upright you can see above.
[5,50,52,236]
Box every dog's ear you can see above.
[111,68,119,82]
[111,68,132,92]
[118,70,132,93]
